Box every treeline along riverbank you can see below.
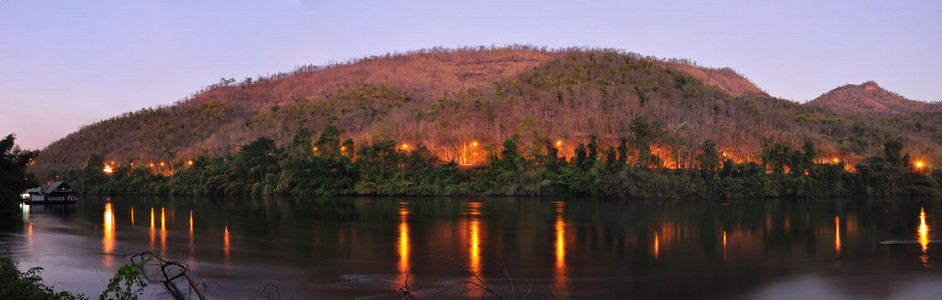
[50,124,941,199]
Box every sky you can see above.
[1,0,940,150]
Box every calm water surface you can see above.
[2,196,942,299]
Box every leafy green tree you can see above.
[0,134,37,215]
[885,139,903,166]
[697,140,720,179]
[82,153,106,194]
[0,255,86,299]
[587,135,599,162]
[630,116,652,168]
[616,137,629,164]
[315,125,343,159]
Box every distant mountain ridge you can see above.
[806,81,942,115]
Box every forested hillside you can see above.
[808,81,942,115]
[29,47,942,184]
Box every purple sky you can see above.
[2,0,940,150]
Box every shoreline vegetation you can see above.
[53,125,941,199]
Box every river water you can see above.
[2,196,942,299]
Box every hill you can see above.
[807,81,942,115]
[29,47,942,179]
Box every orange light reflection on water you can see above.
[553,201,569,298]
[149,207,155,250]
[919,207,930,266]
[835,216,841,256]
[189,210,195,267]
[225,225,231,257]
[397,203,410,287]
[469,202,481,277]
[463,201,483,297]
[27,220,33,251]
[130,207,134,226]
[103,203,115,268]
[224,225,231,273]
[161,207,166,230]
[653,233,659,259]
[919,207,930,253]
[160,207,167,257]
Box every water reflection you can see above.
[653,233,659,259]
[919,208,930,266]
[462,201,483,297]
[103,203,115,268]
[149,207,156,250]
[160,207,167,257]
[919,208,929,252]
[224,225,231,262]
[12,196,942,299]
[553,201,569,298]
[397,202,410,287]
[468,202,482,277]
[130,207,135,226]
[27,220,33,251]
[722,230,727,259]
[835,216,841,256]
[189,210,195,268]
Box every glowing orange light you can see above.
[553,201,569,297]
[161,207,166,230]
[833,158,840,163]
[398,204,410,284]
[556,140,562,147]
[916,161,925,169]
[224,225,231,257]
[104,203,115,267]
[189,210,194,233]
[835,216,841,255]
[103,165,113,173]
[341,146,346,151]
[401,144,409,150]
[160,162,165,167]
[472,141,478,147]
[467,202,482,280]
[654,233,659,259]
[130,207,134,225]
[188,160,194,166]
[160,207,167,257]
[149,163,154,168]
[722,230,727,249]
[919,207,929,253]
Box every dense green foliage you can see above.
[99,258,149,300]
[0,134,38,215]
[0,255,85,300]
[59,125,941,199]
[1,254,153,300]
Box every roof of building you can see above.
[26,181,72,194]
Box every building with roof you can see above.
[24,181,78,203]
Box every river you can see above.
[2,196,942,299]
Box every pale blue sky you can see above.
[1,0,940,149]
